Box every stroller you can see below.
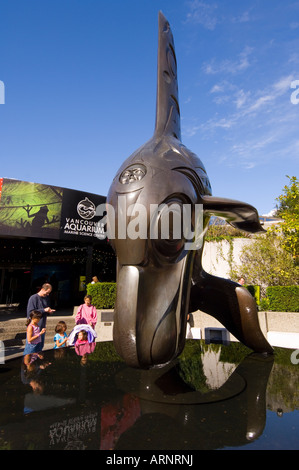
[68,324,97,359]
[68,324,97,346]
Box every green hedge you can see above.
[85,282,299,312]
[265,286,299,312]
[245,285,260,305]
[86,282,117,309]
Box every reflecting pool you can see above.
[0,340,298,450]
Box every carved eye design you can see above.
[150,198,193,263]
[120,164,146,184]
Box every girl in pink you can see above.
[75,295,97,329]
[75,330,96,364]
[23,310,46,367]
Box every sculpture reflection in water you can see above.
[111,350,274,450]
[2,344,274,450]
[107,11,273,369]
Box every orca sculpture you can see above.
[107,11,273,368]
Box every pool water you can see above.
[0,340,298,450]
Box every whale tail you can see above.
[154,11,181,141]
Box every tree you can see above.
[230,232,299,292]
[230,176,299,291]
[274,176,299,262]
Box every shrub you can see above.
[86,282,116,309]
[259,297,270,311]
[230,232,299,291]
[266,286,299,312]
[245,285,260,305]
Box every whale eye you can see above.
[120,164,147,184]
[150,198,192,262]
[154,236,185,259]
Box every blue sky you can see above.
[0,0,298,216]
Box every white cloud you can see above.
[210,84,224,93]
[234,89,250,109]
[209,82,250,109]
[185,0,218,30]
[282,139,299,157]
[289,52,299,64]
[184,96,192,104]
[244,74,294,114]
[185,3,255,29]
[273,74,295,93]
[182,124,201,138]
[262,209,277,217]
[203,46,253,75]
[208,74,296,129]
[231,10,251,23]
[247,94,273,112]
[183,72,298,173]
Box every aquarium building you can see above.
[0,178,115,310]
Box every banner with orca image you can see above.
[0,178,62,239]
[0,178,106,242]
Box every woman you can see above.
[75,295,97,329]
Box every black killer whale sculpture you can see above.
[107,11,273,369]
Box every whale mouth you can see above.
[113,253,194,369]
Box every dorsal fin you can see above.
[154,11,181,141]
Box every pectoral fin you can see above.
[202,195,265,233]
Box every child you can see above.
[76,330,88,345]
[75,329,96,364]
[53,321,68,349]
[68,324,96,363]
[23,310,46,367]
[68,324,97,346]
[75,295,97,329]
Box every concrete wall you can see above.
[191,309,299,350]
[200,239,299,348]
[202,238,253,279]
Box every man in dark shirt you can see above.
[26,283,56,349]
